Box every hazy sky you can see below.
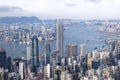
[0,0,120,19]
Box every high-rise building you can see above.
[92,60,100,70]
[6,57,12,72]
[66,44,77,58]
[0,48,6,69]
[73,60,77,71]
[87,53,92,69]
[80,44,87,56]
[26,44,31,64]
[26,33,30,40]
[109,42,115,53]
[46,64,50,78]
[0,68,4,80]
[56,19,63,54]
[45,43,51,65]
[4,69,9,80]
[31,36,39,73]
[41,26,46,35]
[19,62,24,79]
[60,71,68,80]
[54,65,61,80]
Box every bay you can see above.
[0,25,112,58]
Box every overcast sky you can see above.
[0,0,120,19]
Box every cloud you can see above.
[0,6,23,12]
[87,0,102,3]
[64,3,77,7]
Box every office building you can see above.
[54,65,61,80]
[0,48,6,69]
[60,71,68,80]
[19,62,24,79]
[73,60,77,71]
[46,64,50,78]
[80,44,87,56]
[109,42,115,53]
[0,68,4,80]
[7,57,12,72]
[87,53,92,69]
[31,36,39,73]
[66,44,77,58]
[4,69,9,80]
[61,57,65,66]
[26,33,30,40]
[92,60,100,70]
[41,26,46,35]
[27,44,31,64]
[45,43,51,65]
[56,19,63,54]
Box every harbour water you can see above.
[0,25,113,58]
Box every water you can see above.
[64,25,109,51]
[0,25,112,58]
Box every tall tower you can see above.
[56,19,63,54]
[45,43,51,65]
[0,48,6,69]
[31,36,39,73]
[26,43,31,64]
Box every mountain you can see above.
[0,16,42,24]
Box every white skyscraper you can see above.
[19,62,24,79]
[56,19,63,54]
[46,64,50,78]
[80,44,87,56]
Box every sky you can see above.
[0,0,120,20]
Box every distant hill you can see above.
[0,16,42,24]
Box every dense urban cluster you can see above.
[0,22,56,43]
[98,22,120,33]
[0,19,120,80]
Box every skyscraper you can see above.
[19,62,24,79]
[80,44,87,56]
[7,57,12,72]
[26,44,31,64]
[41,26,46,35]
[56,19,63,54]
[109,42,115,53]
[46,64,50,78]
[45,43,51,65]
[66,44,77,58]
[31,36,39,73]
[0,48,6,69]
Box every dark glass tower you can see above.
[7,56,12,72]
[0,48,6,69]
[31,36,39,73]
[45,43,51,65]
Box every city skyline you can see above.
[0,0,120,79]
[0,17,120,79]
[0,0,120,19]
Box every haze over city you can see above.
[0,0,120,19]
